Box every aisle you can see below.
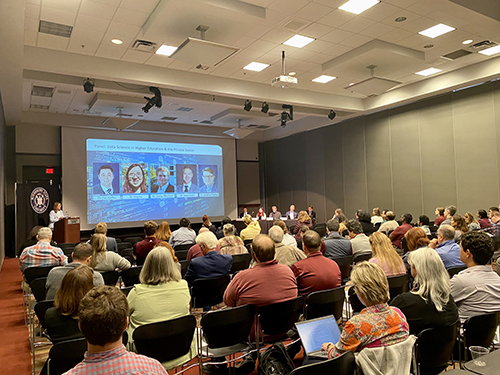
[0,258,31,375]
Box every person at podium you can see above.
[49,202,64,230]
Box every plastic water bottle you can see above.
[65,211,69,219]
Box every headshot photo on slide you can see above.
[122,163,149,194]
[151,164,175,193]
[176,164,198,193]
[199,165,218,193]
[93,163,119,195]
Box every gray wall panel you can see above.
[305,129,326,222]
[323,125,344,219]
[275,136,293,213]
[288,134,308,210]
[237,161,260,205]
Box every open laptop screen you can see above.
[295,315,342,354]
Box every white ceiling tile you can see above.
[360,2,402,22]
[144,54,173,68]
[318,9,355,28]
[86,0,121,6]
[71,27,104,43]
[266,45,303,59]
[26,3,40,19]
[229,69,259,81]
[27,0,41,5]
[95,43,127,59]
[168,59,194,71]
[397,33,429,48]
[259,9,290,28]
[287,48,317,60]
[74,13,110,32]
[257,51,285,65]
[384,0,416,8]
[300,23,334,39]
[322,44,352,58]
[234,48,267,62]
[380,10,421,28]
[359,23,396,39]
[40,6,77,25]
[42,0,82,13]
[406,2,435,16]
[260,29,296,44]
[321,28,354,44]
[25,17,40,33]
[305,52,334,64]
[112,8,150,27]
[297,3,333,22]
[399,17,437,34]
[268,0,309,16]
[303,39,337,54]
[339,34,371,48]
[426,10,454,23]
[377,27,413,43]
[79,0,117,20]
[460,24,484,35]
[120,0,159,13]
[121,49,152,64]
[25,29,38,46]
[338,16,377,33]
[106,22,141,39]
[37,33,70,51]
[233,36,258,49]
[445,17,470,29]
[292,60,320,73]
[67,35,100,55]
[246,25,272,40]
[312,0,346,8]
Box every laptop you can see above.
[295,315,342,358]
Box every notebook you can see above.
[295,315,342,358]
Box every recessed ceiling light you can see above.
[283,34,315,48]
[339,0,380,15]
[288,72,296,76]
[462,39,473,45]
[418,23,455,38]
[349,83,354,86]
[312,75,337,83]
[415,67,442,76]
[111,39,123,45]
[243,62,270,72]
[156,44,177,56]
[479,45,500,56]
[395,16,407,22]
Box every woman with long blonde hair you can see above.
[90,233,131,272]
[368,232,406,276]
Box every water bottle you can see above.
[65,211,69,219]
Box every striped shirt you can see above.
[19,241,67,272]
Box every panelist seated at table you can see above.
[285,205,298,220]
[268,206,282,220]
[239,207,249,219]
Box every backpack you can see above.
[258,343,295,375]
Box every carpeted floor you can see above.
[0,257,32,375]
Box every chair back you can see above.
[201,304,255,349]
[374,222,382,230]
[331,256,353,283]
[289,351,355,375]
[387,273,410,301]
[401,237,410,253]
[313,223,327,238]
[414,321,459,375]
[133,315,196,363]
[348,287,365,314]
[174,243,193,251]
[463,312,500,360]
[179,260,189,277]
[99,270,119,286]
[243,239,253,246]
[447,266,466,278]
[30,277,47,302]
[117,242,133,251]
[190,275,231,308]
[231,253,252,274]
[306,286,345,320]
[353,251,372,264]
[58,243,75,249]
[124,236,143,245]
[24,266,55,284]
[34,300,54,328]
[175,250,189,261]
[121,267,142,287]
[47,338,87,375]
[258,297,304,337]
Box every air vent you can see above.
[176,107,193,112]
[30,104,49,110]
[131,40,157,53]
[161,116,178,121]
[442,49,473,60]
[39,20,73,38]
[32,85,54,97]
[200,120,213,124]
[117,113,133,117]
[57,89,72,95]
[283,20,308,31]
[470,40,497,49]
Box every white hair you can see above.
[196,231,217,249]
[37,227,52,240]
[268,226,284,243]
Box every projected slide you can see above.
[87,139,224,224]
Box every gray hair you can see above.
[438,225,455,241]
[346,219,363,234]
[223,223,234,236]
[445,205,457,216]
[196,231,217,249]
[408,247,450,312]
[326,219,339,232]
[38,227,52,240]
[269,226,284,243]
[140,247,181,285]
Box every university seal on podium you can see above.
[30,187,50,214]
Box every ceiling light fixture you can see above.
[83,78,94,93]
[288,72,296,76]
[418,23,455,38]
[394,16,407,22]
[479,45,500,56]
[283,34,315,48]
[243,100,252,111]
[243,62,270,72]
[339,0,380,15]
[328,110,336,120]
[312,75,337,83]
[261,102,269,114]
[462,39,473,45]
[111,39,123,45]
[156,44,178,56]
[415,67,442,76]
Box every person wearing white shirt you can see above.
[49,202,65,230]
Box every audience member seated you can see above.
[450,231,500,321]
[202,214,217,233]
[217,224,246,256]
[451,214,468,242]
[296,226,310,250]
[332,208,343,220]
[357,210,375,235]
[293,211,313,240]
[429,225,465,269]
[240,215,261,241]
[256,207,267,220]
[154,221,172,242]
[346,219,371,255]
[321,262,409,358]
[154,241,181,273]
[269,226,306,267]
[371,207,384,225]
[90,233,131,272]
[440,205,456,227]
[19,227,67,272]
[489,206,499,220]
[45,265,94,343]
[184,231,232,285]
[323,219,352,258]
[291,231,341,296]
[378,211,399,234]
[389,213,413,250]
[215,217,238,239]
[134,220,161,265]
[479,211,500,236]
[391,247,458,335]
[169,218,196,248]
[477,209,491,229]
[94,222,118,253]
[273,220,297,247]
[368,232,406,276]
[462,212,479,231]
[46,243,104,300]
[434,207,446,227]
[337,213,350,237]
[186,228,221,261]
[403,227,430,272]
[417,215,431,235]
[126,247,197,368]
[65,286,167,375]
[18,225,58,257]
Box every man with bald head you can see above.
[269,226,305,266]
[429,224,465,268]
[186,227,221,261]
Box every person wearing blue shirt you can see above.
[429,225,465,269]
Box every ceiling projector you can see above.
[272,51,298,88]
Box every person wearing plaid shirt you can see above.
[479,211,500,237]
[19,227,67,272]
[64,286,167,375]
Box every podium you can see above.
[53,217,81,244]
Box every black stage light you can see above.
[328,110,336,120]
[83,78,94,93]
[142,87,162,113]
[261,102,269,114]
[244,99,252,111]
[280,112,288,127]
